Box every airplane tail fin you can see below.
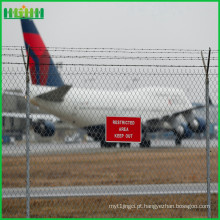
[21,19,64,87]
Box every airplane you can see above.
[17,19,207,148]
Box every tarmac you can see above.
[2,139,218,156]
[2,183,218,198]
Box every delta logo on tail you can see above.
[21,19,64,87]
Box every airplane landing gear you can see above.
[140,139,151,148]
[119,143,131,148]
[100,140,116,148]
[175,136,182,146]
[140,128,151,148]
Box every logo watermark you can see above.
[4,5,44,19]
[109,203,210,210]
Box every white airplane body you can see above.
[30,85,192,128]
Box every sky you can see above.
[2,2,218,104]
[2,2,218,49]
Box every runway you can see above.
[2,183,218,199]
[2,139,218,156]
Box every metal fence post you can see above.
[25,46,31,218]
[201,48,211,218]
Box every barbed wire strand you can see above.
[2,45,219,52]
[2,54,218,60]
[2,47,219,54]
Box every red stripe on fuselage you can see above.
[23,33,50,85]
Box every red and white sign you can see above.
[106,117,141,143]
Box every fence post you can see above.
[201,48,211,218]
[25,46,31,218]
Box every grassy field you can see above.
[2,194,218,218]
[2,148,218,187]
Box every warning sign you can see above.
[106,117,141,143]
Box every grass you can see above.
[2,194,218,218]
[2,148,218,187]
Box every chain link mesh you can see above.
[2,47,218,217]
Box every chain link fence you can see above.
[2,47,218,218]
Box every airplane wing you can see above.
[143,103,208,134]
[2,112,59,123]
[172,105,205,117]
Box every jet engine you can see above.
[183,111,206,133]
[188,117,206,133]
[174,123,193,139]
[32,120,55,137]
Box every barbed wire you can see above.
[2,46,218,54]
[2,45,218,52]
[2,53,218,61]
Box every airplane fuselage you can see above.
[30,85,192,128]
